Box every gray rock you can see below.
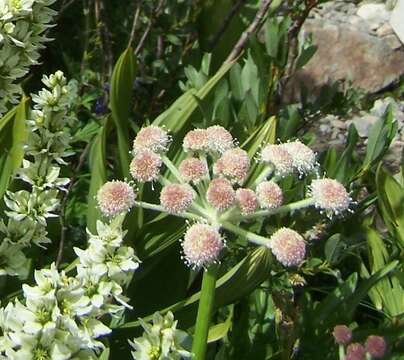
[351,115,379,137]
[357,3,390,24]
[376,22,394,37]
[285,19,404,99]
[390,0,404,44]
[384,34,403,50]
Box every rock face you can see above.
[390,0,404,44]
[285,1,404,100]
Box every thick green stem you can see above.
[221,221,269,246]
[134,201,203,221]
[240,198,315,220]
[192,264,219,360]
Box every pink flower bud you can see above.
[256,181,283,209]
[214,148,250,185]
[365,336,386,358]
[236,188,258,215]
[346,343,366,360]
[181,224,224,268]
[183,129,209,153]
[206,125,234,153]
[269,228,306,267]
[130,149,162,183]
[282,140,316,174]
[160,184,195,214]
[206,178,235,211]
[97,181,135,217]
[179,158,208,184]
[310,179,350,215]
[133,125,170,153]
[261,144,294,176]
[333,325,352,345]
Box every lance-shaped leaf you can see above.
[109,47,137,179]
[87,118,109,232]
[0,98,27,202]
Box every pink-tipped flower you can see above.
[236,188,258,215]
[269,228,306,267]
[133,125,170,153]
[261,144,294,177]
[206,178,235,211]
[333,325,352,345]
[179,158,208,184]
[282,140,316,174]
[181,224,224,268]
[160,184,195,214]
[183,129,209,153]
[214,148,250,185]
[206,125,234,153]
[130,149,162,183]
[365,336,386,358]
[310,179,350,215]
[256,181,283,209]
[346,343,366,360]
[97,181,135,217]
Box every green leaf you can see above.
[376,165,404,247]
[362,105,397,171]
[207,314,232,343]
[87,118,109,232]
[119,247,272,329]
[154,61,234,133]
[295,45,317,69]
[109,47,137,179]
[0,98,27,201]
[99,347,110,360]
[324,234,344,265]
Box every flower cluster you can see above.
[0,71,77,278]
[128,125,352,270]
[129,311,191,360]
[0,0,58,114]
[0,192,139,359]
[332,325,387,359]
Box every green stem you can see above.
[221,221,269,246]
[240,198,315,220]
[162,155,183,183]
[192,264,219,360]
[134,201,203,221]
[338,345,345,360]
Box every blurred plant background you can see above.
[1,0,404,359]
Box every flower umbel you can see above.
[97,181,135,217]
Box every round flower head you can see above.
[130,149,162,183]
[256,181,283,209]
[206,178,235,211]
[97,181,135,217]
[261,144,294,177]
[282,140,316,174]
[310,178,350,215]
[365,336,386,358]
[183,129,209,153]
[346,343,366,360]
[179,158,208,184]
[333,325,352,345]
[269,228,306,267]
[133,125,170,153]
[160,184,195,214]
[206,125,234,153]
[236,188,258,215]
[181,224,224,268]
[214,148,250,185]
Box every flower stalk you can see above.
[192,264,219,360]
